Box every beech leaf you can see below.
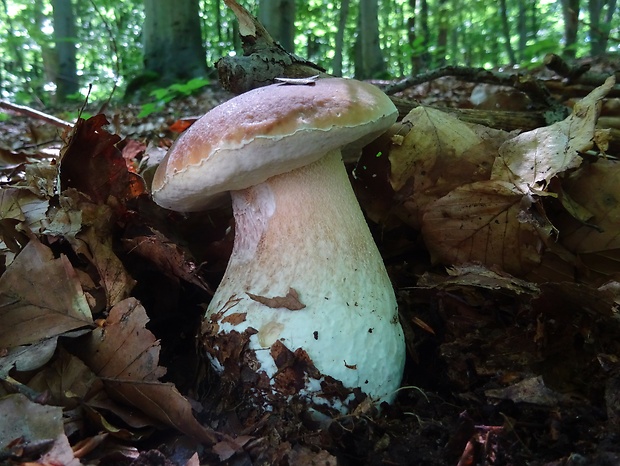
[421,180,548,276]
[80,298,218,444]
[28,348,100,409]
[492,76,615,192]
[0,238,93,348]
[561,159,620,253]
[0,393,80,466]
[76,227,136,307]
[388,106,507,227]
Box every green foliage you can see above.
[0,0,618,103]
[137,77,210,118]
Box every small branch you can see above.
[544,53,590,83]
[0,100,73,130]
[217,0,327,94]
[543,53,620,88]
[384,65,567,123]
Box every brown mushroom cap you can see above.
[152,78,397,212]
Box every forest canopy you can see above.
[0,0,618,105]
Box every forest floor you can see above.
[1,58,620,466]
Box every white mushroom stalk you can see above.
[152,78,406,412]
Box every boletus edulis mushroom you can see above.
[152,78,406,414]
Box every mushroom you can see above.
[152,78,405,413]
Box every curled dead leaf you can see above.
[0,238,93,348]
[492,76,615,192]
[388,107,507,228]
[79,298,219,445]
[247,287,306,310]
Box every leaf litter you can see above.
[1,75,620,465]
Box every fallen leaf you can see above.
[0,393,80,466]
[0,337,58,377]
[421,180,548,276]
[121,228,210,291]
[0,238,93,348]
[28,347,101,409]
[76,227,136,307]
[485,376,566,406]
[247,287,306,310]
[80,298,219,445]
[0,186,49,232]
[388,107,506,228]
[492,76,615,192]
[560,159,620,253]
[58,114,146,206]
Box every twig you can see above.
[384,65,568,123]
[0,100,73,130]
[544,53,591,83]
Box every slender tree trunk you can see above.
[588,0,615,56]
[258,0,296,52]
[560,0,580,58]
[499,0,517,64]
[435,0,448,66]
[407,0,419,71]
[409,0,431,71]
[588,0,603,56]
[420,0,430,66]
[52,0,78,101]
[0,0,24,75]
[143,0,207,82]
[517,0,527,61]
[355,0,387,79]
[333,0,351,76]
[600,0,618,52]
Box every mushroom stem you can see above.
[204,150,405,408]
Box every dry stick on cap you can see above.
[152,77,406,413]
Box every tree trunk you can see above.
[588,0,615,56]
[333,0,350,76]
[499,0,517,64]
[588,0,603,56]
[517,0,527,61]
[258,0,296,52]
[143,0,207,82]
[435,0,448,67]
[560,0,580,58]
[355,0,386,79]
[51,0,78,101]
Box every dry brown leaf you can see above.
[0,238,93,348]
[85,391,157,431]
[492,76,615,192]
[121,228,210,291]
[28,348,100,409]
[247,287,306,310]
[81,298,165,380]
[421,180,548,276]
[485,376,565,406]
[102,379,218,444]
[0,393,80,466]
[76,227,136,307]
[0,337,59,377]
[80,298,218,445]
[59,114,146,206]
[390,107,486,191]
[388,107,507,228]
[0,187,49,233]
[560,159,620,253]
